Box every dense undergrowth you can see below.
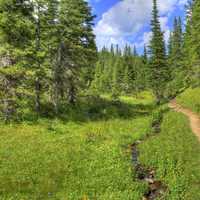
[176,87,200,115]
[2,91,155,123]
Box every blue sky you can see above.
[87,0,188,53]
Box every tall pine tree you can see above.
[188,0,200,86]
[0,0,34,120]
[167,17,184,97]
[149,0,168,104]
[182,0,194,87]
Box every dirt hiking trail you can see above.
[169,100,200,142]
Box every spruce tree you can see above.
[0,0,34,120]
[149,0,168,104]
[167,17,184,96]
[43,0,97,109]
[123,45,134,92]
[143,45,148,64]
[91,60,103,94]
[57,0,97,105]
[169,17,183,67]
[133,45,138,57]
[142,45,149,89]
[168,32,173,58]
[189,0,200,86]
[182,0,194,87]
[111,57,121,98]
[123,65,130,93]
[32,0,48,114]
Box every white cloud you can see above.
[95,35,132,50]
[87,0,102,3]
[136,32,152,49]
[94,0,186,50]
[135,16,170,49]
[178,0,188,6]
[159,16,171,43]
[95,0,152,37]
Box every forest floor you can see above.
[169,99,200,142]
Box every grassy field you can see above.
[176,87,200,115]
[0,92,200,200]
[139,110,200,200]
[0,95,155,200]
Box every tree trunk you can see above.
[53,79,59,115]
[68,80,76,105]
[35,77,41,113]
[53,43,62,114]
[35,5,41,114]
[3,78,16,122]
[3,98,11,122]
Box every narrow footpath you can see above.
[169,100,200,142]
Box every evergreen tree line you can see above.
[166,0,200,98]
[0,0,97,121]
[182,0,200,87]
[0,0,199,120]
[91,45,148,97]
[92,0,200,104]
[150,0,200,103]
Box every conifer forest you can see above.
[0,0,200,199]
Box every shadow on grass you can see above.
[11,95,156,124]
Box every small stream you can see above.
[131,141,167,200]
[130,111,167,200]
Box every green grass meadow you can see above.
[0,95,154,200]
[0,92,200,199]
[139,111,200,200]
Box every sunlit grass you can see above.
[139,111,200,200]
[0,92,200,199]
[177,87,200,115]
[0,96,153,200]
